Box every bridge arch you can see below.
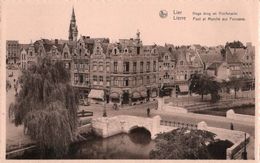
[129,126,151,136]
[128,126,152,144]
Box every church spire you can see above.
[72,7,76,21]
[69,7,78,41]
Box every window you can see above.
[79,74,84,83]
[74,63,78,69]
[185,74,187,80]
[133,77,137,86]
[93,75,97,81]
[146,76,150,84]
[30,51,33,56]
[96,46,101,54]
[64,52,68,59]
[153,61,156,72]
[79,49,82,56]
[133,62,137,73]
[153,75,156,83]
[123,78,129,86]
[93,65,97,71]
[114,77,119,86]
[124,48,128,53]
[65,63,69,69]
[123,62,130,73]
[140,76,144,85]
[99,76,103,84]
[180,61,184,65]
[114,48,118,54]
[246,56,249,60]
[140,62,144,73]
[137,47,140,54]
[165,55,168,60]
[164,73,169,79]
[106,65,110,72]
[74,74,78,84]
[85,76,89,85]
[80,63,84,69]
[99,65,104,71]
[85,63,89,70]
[146,62,150,72]
[106,76,110,86]
[114,62,118,73]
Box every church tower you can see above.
[69,7,78,41]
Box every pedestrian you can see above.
[147,108,150,117]
[230,123,234,130]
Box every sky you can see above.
[2,0,258,46]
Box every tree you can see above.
[150,128,216,159]
[9,57,79,157]
[189,73,221,102]
[227,76,245,99]
[225,41,245,49]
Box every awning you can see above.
[110,92,120,99]
[132,92,141,99]
[140,91,147,97]
[88,89,104,99]
[179,85,189,92]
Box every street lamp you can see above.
[242,132,247,160]
[103,90,107,117]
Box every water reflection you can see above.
[69,128,155,159]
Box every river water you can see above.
[15,127,232,159]
[18,127,155,159]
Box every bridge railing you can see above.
[160,120,197,130]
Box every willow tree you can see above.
[10,57,79,157]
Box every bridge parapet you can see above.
[92,115,161,139]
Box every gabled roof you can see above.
[207,62,223,70]
[226,48,242,64]
[199,50,224,64]
[157,46,176,61]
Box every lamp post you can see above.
[242,132,247,160]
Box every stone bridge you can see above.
[92,115,162,139]
[89,115,250,159]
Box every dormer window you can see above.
[64,52,68,59]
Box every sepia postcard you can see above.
[0,0,258,162]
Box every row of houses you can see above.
[6,8,255,106]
